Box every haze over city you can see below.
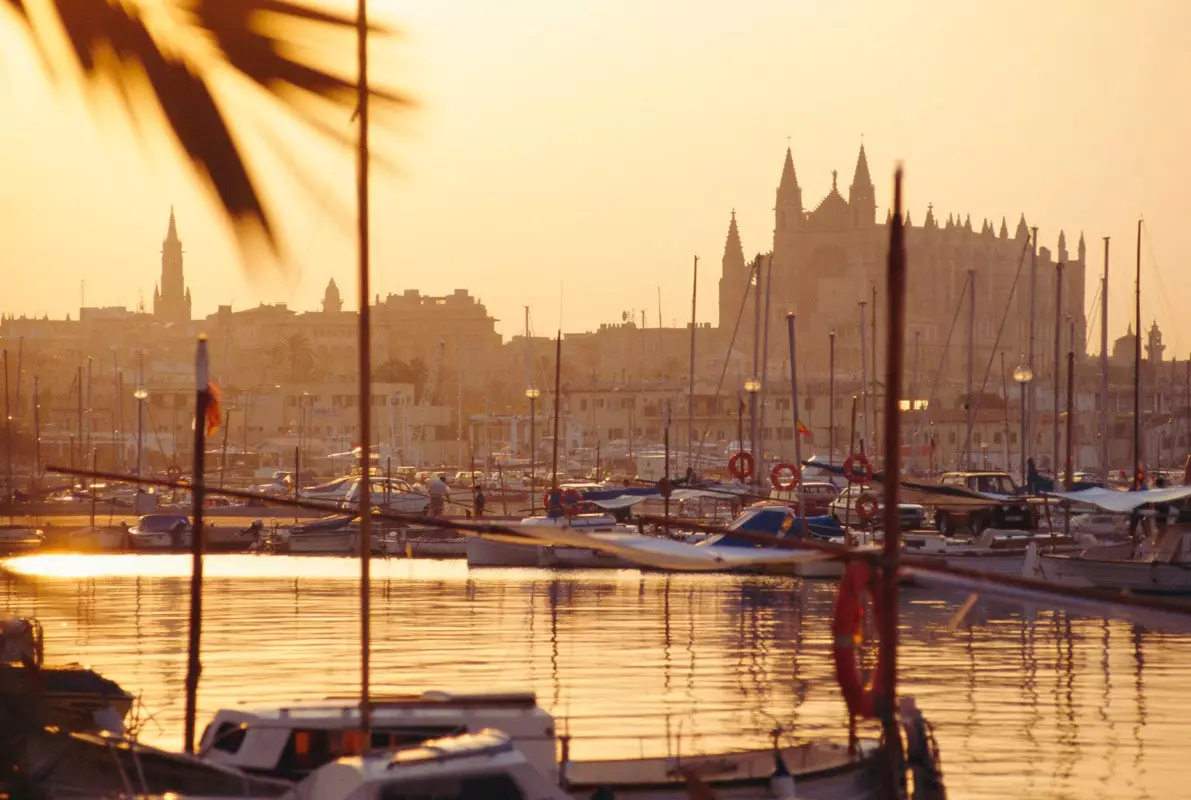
[2,0,1190,350]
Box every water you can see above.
[4,553,1189,799]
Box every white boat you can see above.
[198,690,885,798]
[902,529,1101,576]
[1029,536,1191,594]
[340,477,429,515]
[277,516,357,555]
[66,526,128,552]
[377,528,467,559]
[128,514,192,550]
[206,520,266,552]
[465,513,639,568]
[0,524,44,554]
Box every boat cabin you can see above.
[198,691,557,782]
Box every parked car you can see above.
[934,471,1033,534]
[829,485,926,530]
[767,481,840,516]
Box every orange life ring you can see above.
[832,560,888,719]
[842,453,873,483]
[728,451,755,481]
[855,494,880,521]
[563,488,582,507]
[770,462,800,490]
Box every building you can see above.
[718,145,1088,389]
[153,209,192,324]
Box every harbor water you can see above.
[4,553,1188,799]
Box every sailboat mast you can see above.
[758,255,774,479]
[1028,227,1038,470]
[787,314,806,535]
[551,332,562,488]
[355,0,373,740]
[1134,219,1142,487]
[1101,238,1110,482]
[1053,262,1063,478]
[859,300,868,455]
[751,257,762,470]
[687,256,698,471]
[965,269,975,469]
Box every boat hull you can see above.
[287,530,357,554]
[1036,551,1191,594]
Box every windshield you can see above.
[140,516,187,532]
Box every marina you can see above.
[2,553,1189,798]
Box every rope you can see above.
[961,236,1032,465]
[693,260,759,467]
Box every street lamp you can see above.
[133,385,148,476]
[744,377,761,482]
[1013,360,1034,488]
[526,384,541,512]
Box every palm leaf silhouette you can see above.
[5,0,409,263]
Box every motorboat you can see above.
[377,526,468,559]
[207,519,266,552]
[340,476,429,515]
[0,523,44,554]
[198,690,885,797]
[66,525,128,552]
[902,529,1097,576]
[128,513,192,550]
[273,514,356,554]
[465,513,639,568]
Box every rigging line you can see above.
[962,235,1032,458]
[142,403,174,471]
[1142,220,1181,355]
[909,279,969,442]
[695,261,758,452]
[1084,281,1102,353]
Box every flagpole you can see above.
[183,335,210,753]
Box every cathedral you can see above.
[153,208,192,324]
[719,145,1087,387]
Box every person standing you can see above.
[473,485,486,518]
[427,473,450,518]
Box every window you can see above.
[580,399,588,411]
[948,431,957,444]
[993,432,1002,444]
[596,398,605,409]
[805,397,815,411]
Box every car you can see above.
[767,481,840,516]
[829,485,926,531]
[934,471,1033,534]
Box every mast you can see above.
[1028,227,1038,471]
[32,376,40,491]
[829,329,836,464]
[965,269,975,469]
[871,282,878,454]
[1134,220,1142,487]
[758,255,774,480]
[551,332,562,489]
[879,167,908,784]
[3,350,9,505]
[859,300,869,455]
[355,0,373,740]
[786,314,806,537]
[751,257,762,470]
[1101,238,1110,482]
[1053,262,1064,478]
[687,256,698,472]
[183,336,211,753]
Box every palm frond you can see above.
[12,0,409,264]
[49,0,276,251]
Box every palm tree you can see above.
[270,333,315,381]
[4,0,408,260]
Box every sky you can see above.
[1,0,1189,353]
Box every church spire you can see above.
[924,204,936,229]
[999,217,1009,239]
[166,206,178,241]
[1058,229,1068,261]
[1077,231,1086,262]
[848,142,875,228]
[775,147,803,234]
[723,210,745,272]
[1015,213,1029,240]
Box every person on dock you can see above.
[427,474,449,518]
[473,485,486,518]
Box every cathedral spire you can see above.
[999,217,1009,239]
[1077,231,1086,262]
[847,142,875,228]
[775,148,803,235]
[1058,230,1068,261]
[1015,213,1029,240]
[166,206,178,241]
[924,204,936,229]
[724,210,745,271]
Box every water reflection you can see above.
[3,554,1190,799]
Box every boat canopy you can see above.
[1045,486,1191,514]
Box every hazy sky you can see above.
[1,1,1189,354]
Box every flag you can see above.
[796,419,812,438]
[205,382,222,435]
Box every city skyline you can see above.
[2,1,1188,353]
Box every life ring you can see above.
[832,560,888,719]
[562,488,581,507]
[842,453,873,483]
[770,462,800,490]
[728,451,755,481]
[855,494,880,521]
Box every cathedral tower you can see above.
[153,208,191,323]
[717,210,748,330]
[848,144,875,228]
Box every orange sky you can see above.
[1,0,1189,354]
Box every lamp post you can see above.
[744,377,761,483]
[526,384,540,512]
[1013,360,1034,488]
[134,384,148,476]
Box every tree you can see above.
[270,333,314,382]
[4,0,408,262]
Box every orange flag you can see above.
[206,382,222,435]
[796,419,812,438]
